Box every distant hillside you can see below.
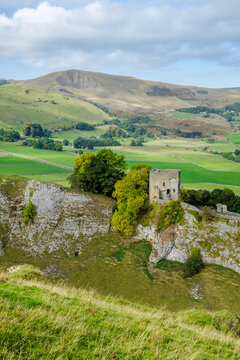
[17,69,240,113]
[12,69,240,135]
[0,69,239,133]
[0,85,110,131]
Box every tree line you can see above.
[181,188,240,213]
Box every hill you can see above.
[16,69,240,112]
[0,69,239,134]
[0,85,110,132]
[0,265,240,359]
[12,69,240,134]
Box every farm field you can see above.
[1,136,240,190]
[226,132,240,146]
[0,156,69,176]
[0,142,75,167]
[183,183,240,195]
[127,160,240,186]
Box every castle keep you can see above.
[149,169,181,203]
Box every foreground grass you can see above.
[0,266,239,360]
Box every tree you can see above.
[75,122,95,131]
[68,149,127,196]
[183,248,204,278]
[63,139,69,146]
[111,166,151,236]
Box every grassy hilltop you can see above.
[0,265,240,359]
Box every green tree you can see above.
[68,149,127,196]
[112,166,151,236]
[63,139,69,146]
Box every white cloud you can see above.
[0,0,240,72]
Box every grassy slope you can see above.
[17,69,240,110]
[0,85,110,131]
[0,231,240,316]
[0,266,240,359]
[16,69,240,135]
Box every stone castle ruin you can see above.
[149,169,181,203]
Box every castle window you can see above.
[173,189,175,193]
[167,189,170,195]
[163,182,165,186]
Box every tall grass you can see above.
[0,266,239,359]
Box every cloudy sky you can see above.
[0,0,240,87]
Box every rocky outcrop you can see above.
[135,211,240,274]
[0,178,239,274]
[0,180,113,257]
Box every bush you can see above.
[158,201,184,232]
[23,201,37,224]
[183,248,204,278]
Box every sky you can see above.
[0,0,240,88]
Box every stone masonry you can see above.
[149,169,181,204]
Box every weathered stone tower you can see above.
[149,169,181,204]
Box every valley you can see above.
[0,70,240,349]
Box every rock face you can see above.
[0,178,240,275]
[135,212,240,274]
[0,180,113,257]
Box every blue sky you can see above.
[0,0,240,88]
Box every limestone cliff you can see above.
[0,179,113,257]
[135,212,240,274]
[0,178,239,275]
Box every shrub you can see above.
[183,248,204,278]
[23,201,37,224]
[158,201,184,232]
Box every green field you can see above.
[127,160,240,186]
[183,182,240,194]
[0,143,75,167]
[0,156,69,176]
[226,132,240,146]
[1,136,240,190]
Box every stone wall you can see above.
[149,169,180,203]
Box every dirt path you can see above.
[0,149,73,171]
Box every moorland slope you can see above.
[17,69,240,113]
